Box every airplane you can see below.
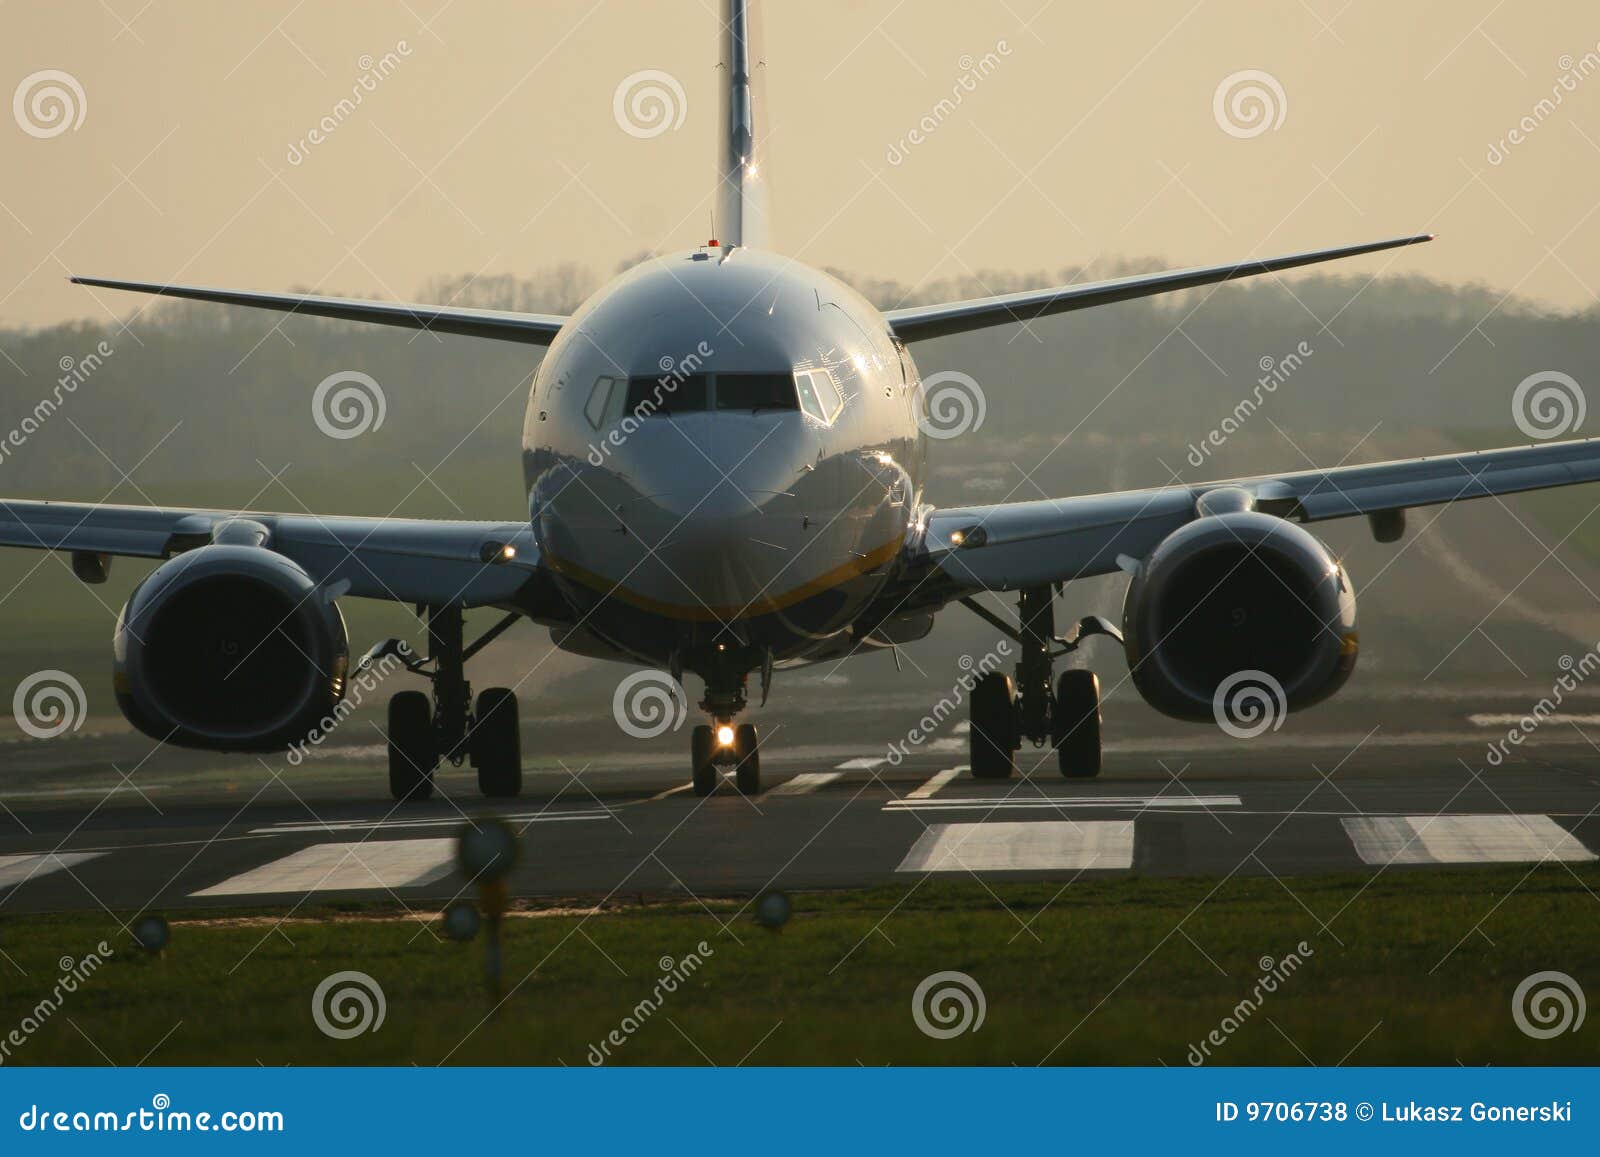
[6,0,1599,803]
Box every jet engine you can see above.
[114,544,348,750]
[1122,509,1357,724]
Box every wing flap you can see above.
[70,277,568,346]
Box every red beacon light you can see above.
[706,238,720,247]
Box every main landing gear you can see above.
[373,605,524,802]
[688,651,762,797]
[962,586,1119,781]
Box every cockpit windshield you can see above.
[625,373,710,416]
[714,373,800,413]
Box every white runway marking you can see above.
[886,794,1240,813]
[897,820,1135,872]
[251,808,610,836]
[906,767,965,800]
[1469,713,1600,727]
[648,783,694,801]
[192,838,457,897]
[1342,814,1597,866]
[834,757,885,770]
[0,852,104,889]
[769,772,844,796]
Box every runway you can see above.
[3,704,1599,915]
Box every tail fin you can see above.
[716,0,769,249]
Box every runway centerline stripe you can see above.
[906,767,965,800]
[886,794,1240,812]
[1342,814,1597,866]
[251,809,610,835]
[191,838,457,897]
[0,852,104,890]
[769,772,844,796]
[897,820,1135,873]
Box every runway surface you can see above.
[3,692,1599,915]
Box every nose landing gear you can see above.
[688,662,761,796]
[960,586,1116,780]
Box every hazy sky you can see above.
[3,0,1598,329]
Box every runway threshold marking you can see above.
[885,794,1241,813]
[191,838,457,897]
[0,851,105,889]
[898,820,1135,872]
[1342,814,1598,866]
[906,767,966,800]
[769,772,844,796]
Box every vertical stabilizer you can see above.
[716,0,770,249]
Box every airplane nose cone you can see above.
[625,414,807,522]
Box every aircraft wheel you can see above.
[691,725,717,796]
[969,672,1016,779]
[1053,669,1102,779]
[734,723,761,795]
[387,690,437,802]
[472,687,523,798]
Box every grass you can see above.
[3,868,1598,1066]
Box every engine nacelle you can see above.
[114,545,348,750]
[1122,511,1357,723]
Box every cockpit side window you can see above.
[583,376,618,429]
[625,373,710,417]
[715,373,799,413]
[794,368,843,425]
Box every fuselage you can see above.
[522,247,928,672]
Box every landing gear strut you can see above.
[380,605,523,801]
[688,652,761,797]
[961,587,1113,780]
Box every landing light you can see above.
[716,725,736,747]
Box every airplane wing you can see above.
[0,499,541,608]
[70,277,568,346]
[883,234,1433,342]
[913,436,1600,594]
